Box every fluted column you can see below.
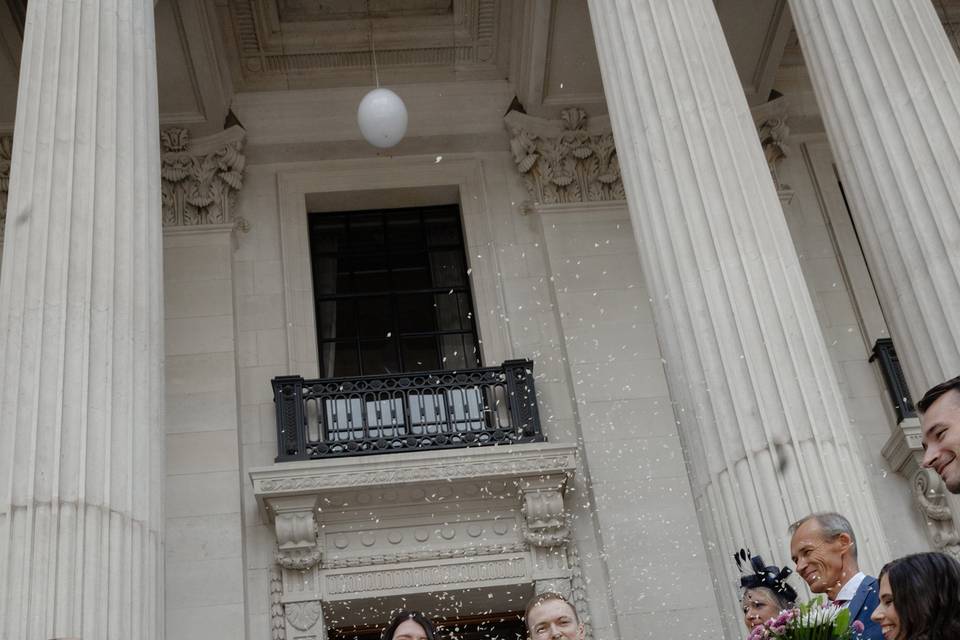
[787,0,960,400]
[0,2,164,639]
[587,0,887,633]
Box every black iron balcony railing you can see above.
[272,359,544,461]
[870,338,916,423]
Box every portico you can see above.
[0,1,958,639]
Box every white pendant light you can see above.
[357,87,408,149]
[358,7,407,149]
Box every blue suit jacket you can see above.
[847,575,882,640]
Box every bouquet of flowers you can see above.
[747,597,866,640]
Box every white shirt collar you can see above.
[835,571,866,604]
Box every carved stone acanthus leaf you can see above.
[913,468,960,558]
[160,125,246,228]
[750,97,791,194]
[505,108,624,205]
[285,600,323,632]
[276,546,324,571]
[568,543,594,640]
[270,568,286,640]
[0,135,12,240]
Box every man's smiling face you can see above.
[921,388,960,493]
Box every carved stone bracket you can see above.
[160,125,246,229]
[504,107,624,206]
[269,495,323,571]
[883,417,960,559]
[519,474,571,547]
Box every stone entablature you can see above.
[160,124,246,229]
[251,443,580,640]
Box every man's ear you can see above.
[835,532,854,553]
[577,623,586,640]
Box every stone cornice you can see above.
[160,124,247,228]
[251,443,577,513]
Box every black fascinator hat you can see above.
[734,548,798,604]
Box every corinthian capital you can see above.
[504,107,624,205]
[160,125,246,228]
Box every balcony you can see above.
[271,359,545,461]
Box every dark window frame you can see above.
[307,204,482,378]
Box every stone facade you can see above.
[3,1,960,639]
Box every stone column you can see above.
[787,0,960,398]
[0,2,164,639]
[587,0,888,633]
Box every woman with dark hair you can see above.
[871,552,960,640]
[380,611,437,640]
[734,549,798,635]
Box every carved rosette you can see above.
[0,134,11,244]
[285,600,323,632]
[160,125,246,228]
[506,107,625,205]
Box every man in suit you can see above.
[919,375,960,493]
[789,512,881,640]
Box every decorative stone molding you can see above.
[160,125,246,229]
[882,418,960,559]
[255,444,579,627]
[0,134,11,243]
[504,107,624,206]
[568,543,594,640]
[286,600,324,632]
[271,569,286,640]
[272,496,323,571]
[323,542,529,569]
[220,0,502,89]
[751,97,792,199]
[914,469,960,556]
[251,444,577,498]
[325,557,528,597]
[519,476,571,547]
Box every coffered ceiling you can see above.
[0,0,822,133]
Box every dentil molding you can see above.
[160,125,247,229]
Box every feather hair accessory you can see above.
[733,548,798,604]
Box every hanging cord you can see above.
[367,0,380,88]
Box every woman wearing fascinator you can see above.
[735,549,798,635]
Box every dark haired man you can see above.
[524,592,583,640]
[919,375,960,493]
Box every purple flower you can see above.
[852,620,865,633]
